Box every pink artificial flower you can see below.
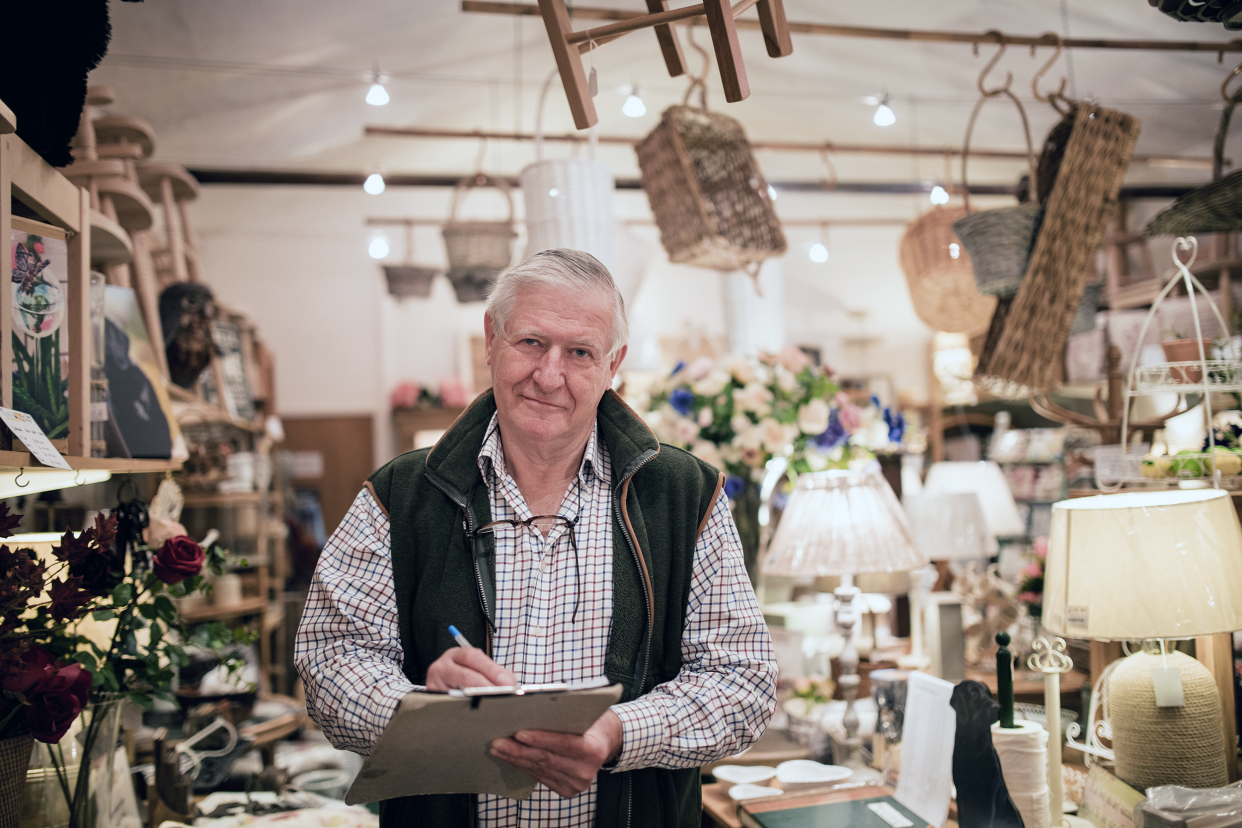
[1021,561,1043,578]
[1019,591,1041,605]
[687,356,715,382]
[839,403,863,432]
[389,381,421,409]
[778,344,810,374]
[439,377,472,408]
[1033,537,1049,559]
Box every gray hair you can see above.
[486,248,629,357]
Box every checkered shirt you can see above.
[295,414,776,828]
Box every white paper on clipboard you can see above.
[0,407,72,469]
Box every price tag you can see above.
[1152,665,1186,708]
[0,407,73,470]
[588,66,598,98]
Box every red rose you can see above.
[152,536,204,585]
[2,647,56,697]
[24,662,90,743]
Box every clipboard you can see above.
[344,683,624,804]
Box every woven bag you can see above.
[951,89,1044,299]
[441,174,517,303]
[899,206,997,334]
[976,101,1141,390]
[1145,89,1242,236]
[383,223,440,300]
[635,105,785,272]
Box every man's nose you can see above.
[531,349,566,390]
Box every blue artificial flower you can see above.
[724,474,746,500]
[669,360,686,378]
[668,386,696,416]
[870,395,882,409]
[814,410,847,450]
[883,407,905,445]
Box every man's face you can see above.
[485,283,626,450]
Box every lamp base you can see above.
[1107,650,1228,790]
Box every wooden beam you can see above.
[1196,633,1239,782]
[0,137,12,415]
[6,136,82,232]
[757,0,793,57]
[646,0,688,77]
[536,0,598,129]
[0,99,14,135]
[67,188,91,458]
[463,0,1242,54]
[566,3,705,44]
[703,0,749,102]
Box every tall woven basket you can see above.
[441,174,517,303]
[976,102,1141,390]
[521,159,615,269]
[899,206,997,334]
[636,105,785,271]
[951,88,1044,299]
[0,733,32,828]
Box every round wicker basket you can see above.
[899,206,997,334]
[441,174,517,303]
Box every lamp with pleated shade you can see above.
[923,461,1025,551]
[764,467,928,766]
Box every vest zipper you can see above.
[427,473,493,627]
[614,451,657,697]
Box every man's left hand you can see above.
[489,709,623,798]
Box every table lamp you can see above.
[901,492,989,668]
[764,467,928,767]
[923,461,1026,552]
[1043,489,1242,791]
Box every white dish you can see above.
[713,765,778,789]
[775,759,852,788]
[727,783,784,801]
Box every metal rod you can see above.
[464,0,1242,54]
[366,215,911,227]
[362,125,1215,167]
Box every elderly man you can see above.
[295,249,776,827]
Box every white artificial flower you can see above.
[797,398,831,435]
[693,368,731,397]
[778,344,811,374]
[698,407,714,428]
[691,440,724,469]
[674,416,701,445]
[733,382,773,416]
[687,356,715,381]
[731,414,752,433]
[759,417,792,454]
[727,357,757,385]
[775,365,799,393]
[720,443,743,464]
[733,424,764,451]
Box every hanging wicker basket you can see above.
[951,89,1044,299]
[635,105,785,271]
[1145,89,1242,236]
[441,174,517,303]
[899,206,997,334]
[383,265,438,299]
[976,101,1141,390]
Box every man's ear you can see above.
[608,344,628,380]
[484,313,495,366]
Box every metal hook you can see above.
[818,144,838,191]
[1217,37,1242,64]
[14,468,27,488]
[1223,54,1242,102]
[975,30,1012,96]
[72,469,84,487]
[471,135,488,178]
[1031,32,1068,104]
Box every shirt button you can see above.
[530,626,545,637]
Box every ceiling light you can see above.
[930,185,949,205]
[874,95,896,127]
[366,83,390,106]
[809,242,829,263]
[364,173,386,195]
[767,185,778,201]
[622,86,646,118]
[369,237,390,259]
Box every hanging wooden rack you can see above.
[363,124,1217,168]
[465,0,1242,55]
[365,216,910,228]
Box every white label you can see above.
[869,802,914,828]
[1067,606,1089,629]
[588,67,598,98]
[1152,665,1186,707]
[0,407,72,469]
[90,402,108,422]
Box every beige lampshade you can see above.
[903,492,989,560]
[923,461,1026,550]
[764,467,928,578]
[1043,489,1242,640]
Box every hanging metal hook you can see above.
[72,469,84,487]
[1223,53,1242,102]
[14,468,28,488]
[975,30,1012,96]
[1218,37,1242,64]
[1031,32,1068,104]
[471,135,488,181]
[819,144,838,191]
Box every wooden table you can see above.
[966,667,1087,708]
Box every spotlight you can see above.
[364,173,386,195]
[366,83,390,106]
[874,95,896,127]
[622,85,647,118]
[809,243,829,263]
[369,237,390,259]
[930,185,949,205]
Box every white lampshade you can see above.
[923,461,1025,550]
[520,158,615,269]
[1043,489,1242,641]
[903,492,989,560]
[764,467,928,578]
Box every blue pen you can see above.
[448,625,472,648]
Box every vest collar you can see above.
[425,388,660,493]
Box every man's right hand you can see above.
[425,647,518,691]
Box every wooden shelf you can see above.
[181,490,264,507]
[0,450,182,473]
[180,596,267,623]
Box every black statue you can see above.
[950,680,1024,828]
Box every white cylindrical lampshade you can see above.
[764,467,928,578]
[521,158,615,270]
[923,461,1026,545]
[1043,489,1242,640]
[903,492,989,560]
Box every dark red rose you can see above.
[152,536,204,585]
[23,661,90,743]
[68,545,125,596]
[2,647,56,697]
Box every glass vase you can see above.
[24,699,123,828]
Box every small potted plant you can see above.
[1161,327,1215,383]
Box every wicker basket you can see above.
[635,105,785,271]
[383,265,438,299]
[441,174,517,303]
[1146,90,1242,236]
[951,89,1043,299]
[899,206,997,334]
[976,101,1141,389]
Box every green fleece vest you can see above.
[365,389,725,828]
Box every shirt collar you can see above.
[477,413,607,487]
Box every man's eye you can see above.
[521,339,540,346]
[572,349,590,358]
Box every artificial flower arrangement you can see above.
[1016,536,1048,617]
[789,675,836,706]
[0,504,253,828]
[643,346,908,491]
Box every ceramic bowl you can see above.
[727,783,784,802]
[774,759,852,790]
[713,765,778,790]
